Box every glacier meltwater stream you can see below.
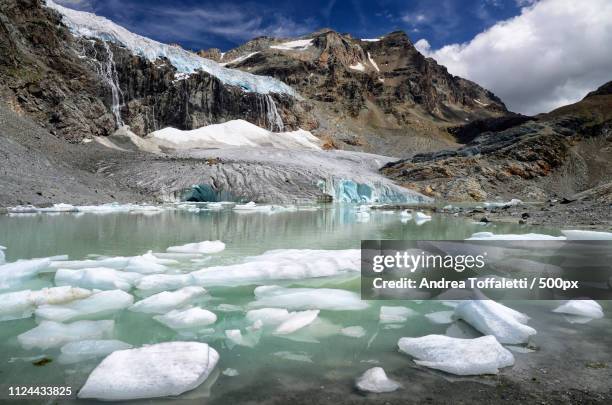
[0,205,610,403]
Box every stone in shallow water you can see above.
[58,339,133,364]
[379,306,417,324]
[355,367,401,393]
[130,287,206,314]
[55,267,142,291]
[453,300,536,344]
[398,334,514,375]
[553,300,603,319]
[17,320,114,350]
[250,286,368,311]
[35,290,133,322]
[78,342,219,401]
[153,307,217,330]
[166,241,226,254]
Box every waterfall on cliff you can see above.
[79,40,125,128]
[258,94,284,132]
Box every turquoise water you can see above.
[0,206,609,403]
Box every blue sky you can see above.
[59,0,527,51]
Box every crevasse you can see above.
[46,0,296,96]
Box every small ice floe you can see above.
[18,320,114,350]
[7,205,38,214]
[78,342,219,401]
[561,230,612,240]
[35,290,133,322]
[233,202,273,212]
[398,334,514,375]
[0,286,94,321]
[483,199,522,209]
[250,285,368,311]
[425,311,454,325]
[453,300,536,344]
[341,326,366,338]
[50,256,130,270]
[123,251,176,274]
[414,212,431,226]
[222,368,239,377]
[58,339,132,364]
[153,307,217,330]
[245,308,319,334]
[29,286,93,306]
[380,306,417,324]
[273,351,312,363]
[0,258,53,290]
[55,267,142,291]
[553,300,604,322]
[467,232,565,241]
[355,367,401,393]
[130,286,206,314]
[356,205,371,222]
[400,210,412,220]
[166,241,226,254]
[37,203,78,213]
[225,329,260,348]
[273,310,319,335]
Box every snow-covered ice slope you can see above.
[46,1,296,95]
[150,120,321,150]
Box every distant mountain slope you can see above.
[381,80,612,202]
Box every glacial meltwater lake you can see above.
[0,204,610,403]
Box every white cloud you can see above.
[417,0,612,115]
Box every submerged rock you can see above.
[78,342,219,401]
[453,300,536,344]
[379,306,417,324]
[355,367,401,393]
[398,334,514,375]
[341,326,366,338]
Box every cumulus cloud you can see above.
[417,0,612,114]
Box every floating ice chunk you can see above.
[453,300,536,344]
[58,339,132,364]
[35,290,133,322]
[483,199,522,208]
[425,311,454,325]
[467,232,565,240]
[191,249,360,287]
[55,268,142,291]
[37,203,77,213]
[415,212,431,220]
[29,286,93,305]
[380,306,417,324]
[77,342,219,401]
[553,300,603,319]
[274,310,319,335]
[561,230,612,240]
[224,329,259,348]
[50,256,130,270]
[216,303,242,312]
[356,211,371,222]
[222,368,239,377]
[341,326,366,338]
[153,307,217,330]
[398,335,514,375]
[400,210,412,219]
[355,367,401,393]
[0,258,52,289]
[124,252,172,274]
[250,286,368,311]
[246,308,291,326]
[167,241,226,254]
[18,320,114,350]
[0,290,35,321]
[0,245,5,265]
[233,202,273,212]
[130,286,206,314]
[135,274,191,293]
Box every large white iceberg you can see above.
[166,241,226,254]
[0,258,52,289]
[17,320,114,350]
[153,307,217,330]
[398,335,514,375]
[355,367,401,393]
[55,267,142,291]
[553,300,604,319]
[35,290,133,322]
[453,300,536,344]
[58,339,133,364]
[78,342,219,400]
[249,286,368,311]
[130,286,206,314]
[46,1,296,95]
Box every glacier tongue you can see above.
[46,1,296,95]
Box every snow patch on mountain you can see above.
[270,39,313,51]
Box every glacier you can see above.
[46,1,296,95]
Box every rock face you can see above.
[0,0,313,141]
[382,81,612,202]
